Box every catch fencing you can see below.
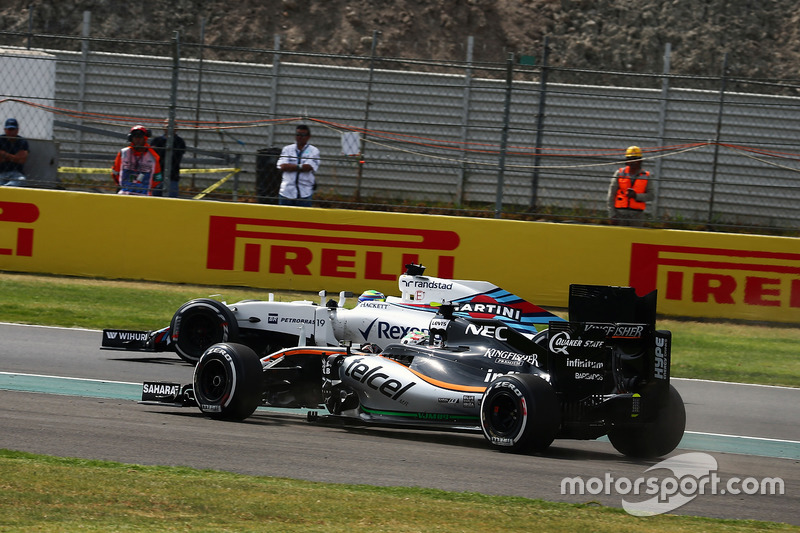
[1,27,800,233]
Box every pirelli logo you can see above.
[0,201,39,257]
[629,243,800,309]
[206,216,460,279]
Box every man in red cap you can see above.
[111,125,162,195]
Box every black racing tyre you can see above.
[480,374,560,454]
[192,342,263,420]
[608,384,686,458]
[170,298,239,365]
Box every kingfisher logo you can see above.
[0,201,39,257]
[205,216,459,280]
[629,243,800,319]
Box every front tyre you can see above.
[608,384,686,458]
[193,342,263,420]
[480,374,560,454]
[171,299,239,365]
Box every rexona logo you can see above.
[358,317,428,342]
[629,243,800,316]
[0,201,39,257]
[206,216,460,280]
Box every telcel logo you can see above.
[0,201,39,256]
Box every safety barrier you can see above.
[1,187,798,325]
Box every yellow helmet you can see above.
[625,145,642,159]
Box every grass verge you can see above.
[0,450,796,533]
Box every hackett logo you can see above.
[629,243,800,309]
[0,201,39,257]
[206,216,460,279]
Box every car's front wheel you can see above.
[192,342,263,420]
[480,374,560,454]
[170,299,239,365]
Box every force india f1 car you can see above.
[140,283,686,458]
[102,264,565,365]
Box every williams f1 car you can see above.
[103,264,564,364]
[140,284,686,458]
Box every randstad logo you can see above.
[561,452,784,516]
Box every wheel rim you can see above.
[488,391,523,437]
[183,312,222,352]
[198,358,228,403]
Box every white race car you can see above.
[102,263,564,364]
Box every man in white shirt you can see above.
[277,124,320,206]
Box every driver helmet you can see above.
[401,331,429,345]
[358,289,385,303]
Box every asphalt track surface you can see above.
[0,323,798,525]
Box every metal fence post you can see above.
[495,53,514,218]
[456,36,474,206]
[355,30,380,203]
[163,31,180,184]
[529,36,550,211]
[266,35,281,149]
[26,5,33,49]
[191,18,206,189]
[651,42,672,217]
[708,52,728,224]
[75,11,91,169]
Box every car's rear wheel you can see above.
[608,384,686,458]
[480,374,560,453]
[170,299,239,365]
[192,342,263,420]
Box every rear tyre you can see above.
[608,384,686,458]
[480,374,560,453]
[171,299,239,364]
[192,342,263,420]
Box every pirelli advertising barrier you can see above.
[2,188,799,324]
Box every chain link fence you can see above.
[2,23,800,235]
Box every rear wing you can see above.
[568,284,656,325]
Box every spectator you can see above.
[111,125,162,195]
[607,145,653,227]
[0,118,29,187]
[277,124,320,206]
[150,119,187,198]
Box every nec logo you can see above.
[629,243,800,308]
[205,216,459,280]
[0,201,39,257]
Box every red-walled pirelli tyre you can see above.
[170,299,239,365]
[480,374,560,454]
[608,384,686,458]
[192,343,263,421]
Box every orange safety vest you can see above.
[614,167,649,211]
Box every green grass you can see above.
[0,450,796,533]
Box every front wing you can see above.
[102,326,172,352]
